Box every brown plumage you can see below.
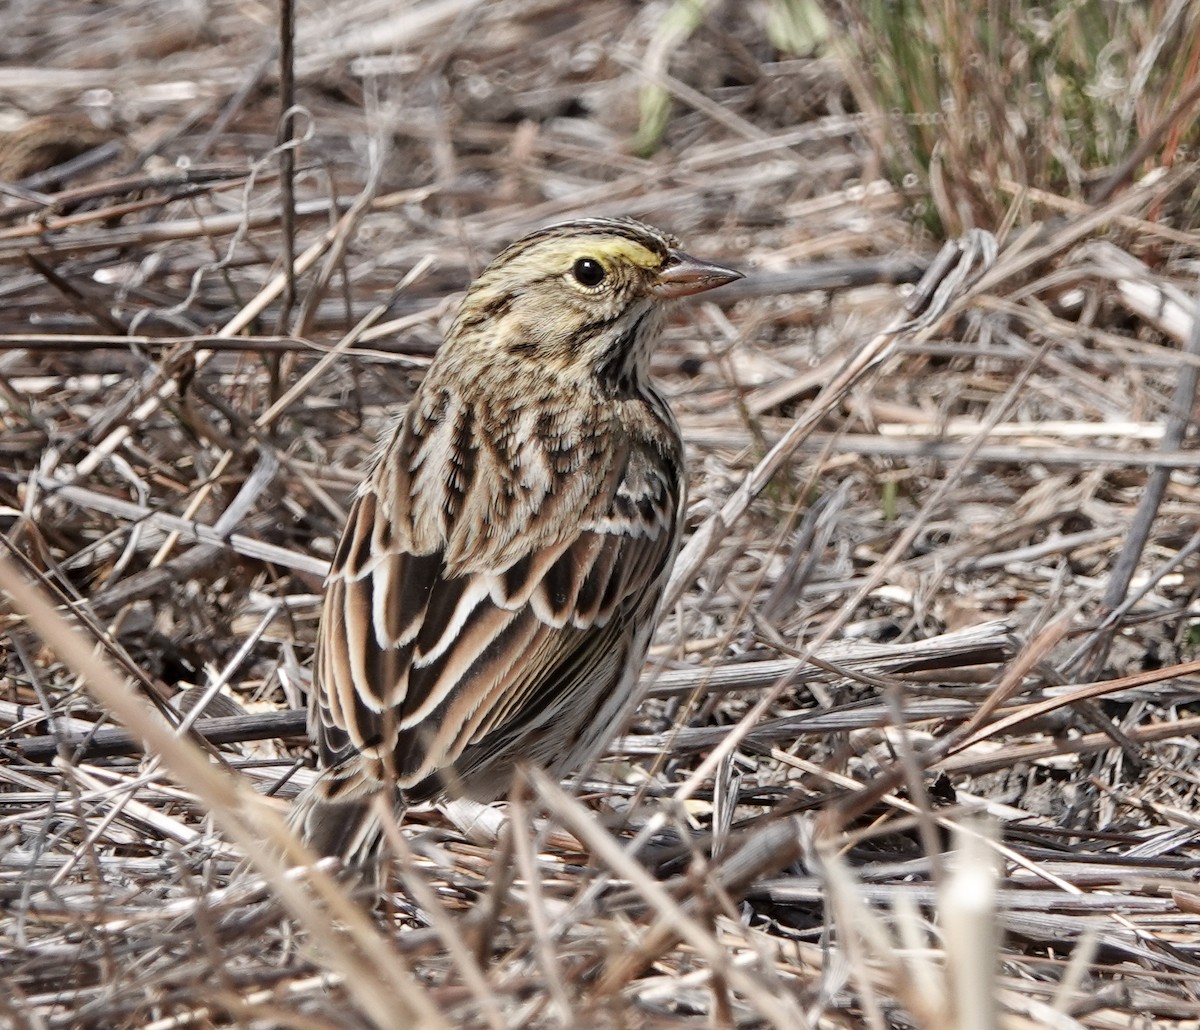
[295,217,742,864]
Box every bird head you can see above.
[446,217,742,389]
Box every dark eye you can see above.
[571,257,606,288]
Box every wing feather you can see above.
[376,550,440,645]
[395,613,555,782]
[311,381,683,798]
[402,597,523,726]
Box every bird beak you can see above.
[652,251,744,299]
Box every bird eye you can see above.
[571,257,606,288]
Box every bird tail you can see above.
[289,757,404,869]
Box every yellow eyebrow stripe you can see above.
[536,237,664,271]
[593,238,663,269]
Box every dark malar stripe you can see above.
[595,310,651,396]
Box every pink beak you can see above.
[652,250,743,299]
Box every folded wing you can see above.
[312,390,683,798]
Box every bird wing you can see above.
[311,390,682,793]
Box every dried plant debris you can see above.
[2,2,1200,1027]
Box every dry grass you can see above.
[839,0,1200,234]
[2,2,1200,1027]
